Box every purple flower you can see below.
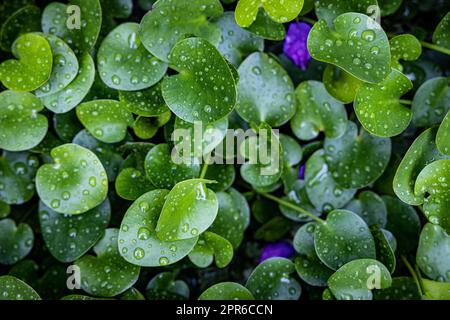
[259,241,295,263]
[298,164,306,180]
[283,22,312,70]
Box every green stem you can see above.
[257,191,324,224]
[420,40,450,56]
[401,256,424,297]
[399,99,412,105]
[199,153,211,179]
[298,16,316,25]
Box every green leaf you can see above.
[371,227,396,273]
[417,223,450,282]
[324,122,391,188]
[115,168,155,201]
[323,65,362,104]
[41,53,96,114]
[433,11,450,50]
[374,277,420,300]
[0,152,39,205]
[119,287,145,300]
[344,191,387,228]
[307,13,391,83]
[0,201,11,219]
[314,0,378,26]
[354,69,413,137]
[213,11,264,67]
[0,276,40,300]
[36,144,109,215]
[255,216,291,241]
[294,255,333,287]
[235,0,303,27]
[314,209,376,270]
[246,258,301,300]
[0,33,52,92]
[328,259,392,300]
[156,179,218,241]
[245,9,286,41]
[291,81,348,141]
[39,199,111,263]
[236,52,296,128]
[412,77,450,128]
[378,0,403,16]
[118,190,197,267]
[422,279,450,300]
[204,164,236,192]
[146,272,189,300]
[98,23,167,91]
[389,34,422,71]
[100,0,133,19]
[75,229,140,297]
[280,180,319,222]
[437,110,450,155]
[305,150,356,212]
[279,134,302,167]
[0,219,34,265]
[0,91,48,152]
[189,231,233,268]
[198,282,254,300]
[162,37,237,124]
[54,111,83,143]
[119,83,169,117]
[0,5,41,52]
[42,0,102,55]
[76,100,134,143]
[139,0,223,62]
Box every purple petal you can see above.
[259,241,295,263]
[283,22,312,70]
[298,164,306,180]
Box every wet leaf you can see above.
[0,219,34,265]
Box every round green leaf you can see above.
[0,33,52,92]
[204,164,236,192]
[75,229,140,297]
[42,0,102,55]
[290,81,348,141]
[279,134,302,167]
[374,277,420,300]
[189,231,233,268]
[294,255,334,287]
[0,276,40,300]
[0,219,34,265]
[146,272,189,300]
[314,0,378,26]
[36,143,109,215]
[139,0,223,62]
[41,53,96,114]
[417,223,450,282]
[235,0,303,27]
[39,199,111,263]
[118,190,197,267]
[323,65,362,104]
[344,191,387,228]
[156,179,218,241]
[433,11,450,50]
[245,9,286,41]
[198,282,254,300]
[119,83,169,117]
[389,34,422,71]
[354,69,413,137]
[100,0,133,19]
[371,227,396,273]
[0,91,48,152]
[115,168,155,201]
[437,110,450,155]
[324,122,391,189]
[308,13,391,84]
[305,150,356,212]
[162,37,237,124]
[76,100,134,143]
[378,0,403,16]
[98,23,167,91]
[328,259,392,300]
[236,52,296,128]
[314,209,376,270]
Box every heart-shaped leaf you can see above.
[244,9,286,41]
[235,0,303,27]
[0,219,34,265]
[314,0,378,26]
[236,52,296,128]
[198,282,254,300]
[437,110,450,155]
[76,100,134,143]
[417,223,450,282]
[323,65,362,104]
[307,13,391,83]
[389,34,422,71]
[41,53,96,114]
[75,229,140,297]
[0,5,41,52]
[0,152,39,205]
[189,231,233,268]
[412,77,450,128]
[305,150,356,212]
[162,37,237,124]
[324,122,391,188]
[0,33,52,92]
[39,199,111,263]
[433,11,450,50]
[246,257,301,300]
[0,276,40,300]
[36,144,109,215]
[118,190,197,267]
[290,81,348,141]
[374,277,420,300]
[354,69,413,137]
[156,179,218,241]
[314,209,376,270]
[98,23,167,91]
[371,227,396,273]
[119,83,169,117]
[0,91,48,152]
[146,272,189,300]
[41,0,102,55]
[139,0,223,62]
[328,259,392,300]
[344,191,387,228]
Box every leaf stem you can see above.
[256,191,324,224]
[298,16,316,25]
[420,40,450,56]
[401,255,424,297]
[199,153,211,179]
[399,99,412,105]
